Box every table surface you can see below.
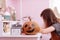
[0,33,42,37]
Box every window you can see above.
[49,0,60,18]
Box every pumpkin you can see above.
[22,17,40,35]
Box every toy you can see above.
[11,22,22,35]
[3,22,10,33]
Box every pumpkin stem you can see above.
[28,16,31,21]
[22,16,32,21]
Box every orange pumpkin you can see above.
[22,21,40,35]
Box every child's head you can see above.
[40,8,58,27]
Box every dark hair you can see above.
[40,8,58,27]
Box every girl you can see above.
[40,8,60,40]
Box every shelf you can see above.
[2,21,21,22]
[0,21,42,38]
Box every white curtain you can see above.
[49,0,60,18]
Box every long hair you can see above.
[40,8,60,40]
[40,8,58,27]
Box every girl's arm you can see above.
[40,26,55,34]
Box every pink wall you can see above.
[0,0,50,40]
[22,0,48,27]
[22,0,49,32]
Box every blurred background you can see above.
[0,0,60,40]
